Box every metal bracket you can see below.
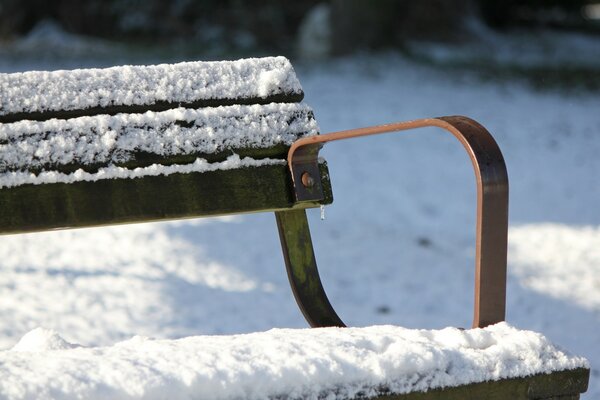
[289,142,326,202]
[284,115,509,328]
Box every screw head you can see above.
[301,172,315,188]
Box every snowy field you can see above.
[1,45,600,397]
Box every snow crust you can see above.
[0,56,303,116]
[0,323,586,399]
[11,328,79,352]
[0,102,316,177]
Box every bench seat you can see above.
[0,57,303,122]
[0,323,589,399]
[0,57,331,234]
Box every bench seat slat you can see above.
[0,103,318,179]
[0,163,333,235]
[0,57,303,122]
[0,93,304,124]
[373,367,589,400]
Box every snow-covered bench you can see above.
[0,57,589,399]
[0,57,324,227]
[1,323,590,399]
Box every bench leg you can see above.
[275,209,345,327]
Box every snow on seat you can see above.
[0,57,317,188]
[0,103,317,188]
[0,323,588,399]
[0,57,332,234]
[0,56,303,122]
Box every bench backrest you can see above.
[0,57,332,234]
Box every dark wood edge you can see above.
[0,145,294,175]
[0,162,333,235]
[368,368,590,400]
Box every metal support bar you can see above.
[275,209,345,327]
[281,115,508,328]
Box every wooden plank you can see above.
[0,144,292,176]
[0,163,333,235]
[0,104,317,175]
[0,92,303,123]
[370,367,589,400]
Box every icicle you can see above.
[320,205,326,220]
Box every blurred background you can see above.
[1,0,600,89]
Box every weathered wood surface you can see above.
[371,367,589,400]
[0,102,316,175]
[0,163,333,235]
[0,145,293,176]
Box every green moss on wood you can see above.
[275,208,345,327]
[0,162,333,235]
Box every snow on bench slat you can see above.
[0,56,303,118]
[0,103,317,188]
[0,323,587,400]
[0,103,317,171]
[0,155,286,189]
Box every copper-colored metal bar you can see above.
[287,116,508,328]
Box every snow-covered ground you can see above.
[1,44,599,397]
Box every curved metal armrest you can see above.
[279,116,508,328]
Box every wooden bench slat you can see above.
[372,368,589,400]
[0,93,304,124]
[0,103,317,177]
[0,163,333,235]
[0,57,303,122]
[4,144,290,176]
